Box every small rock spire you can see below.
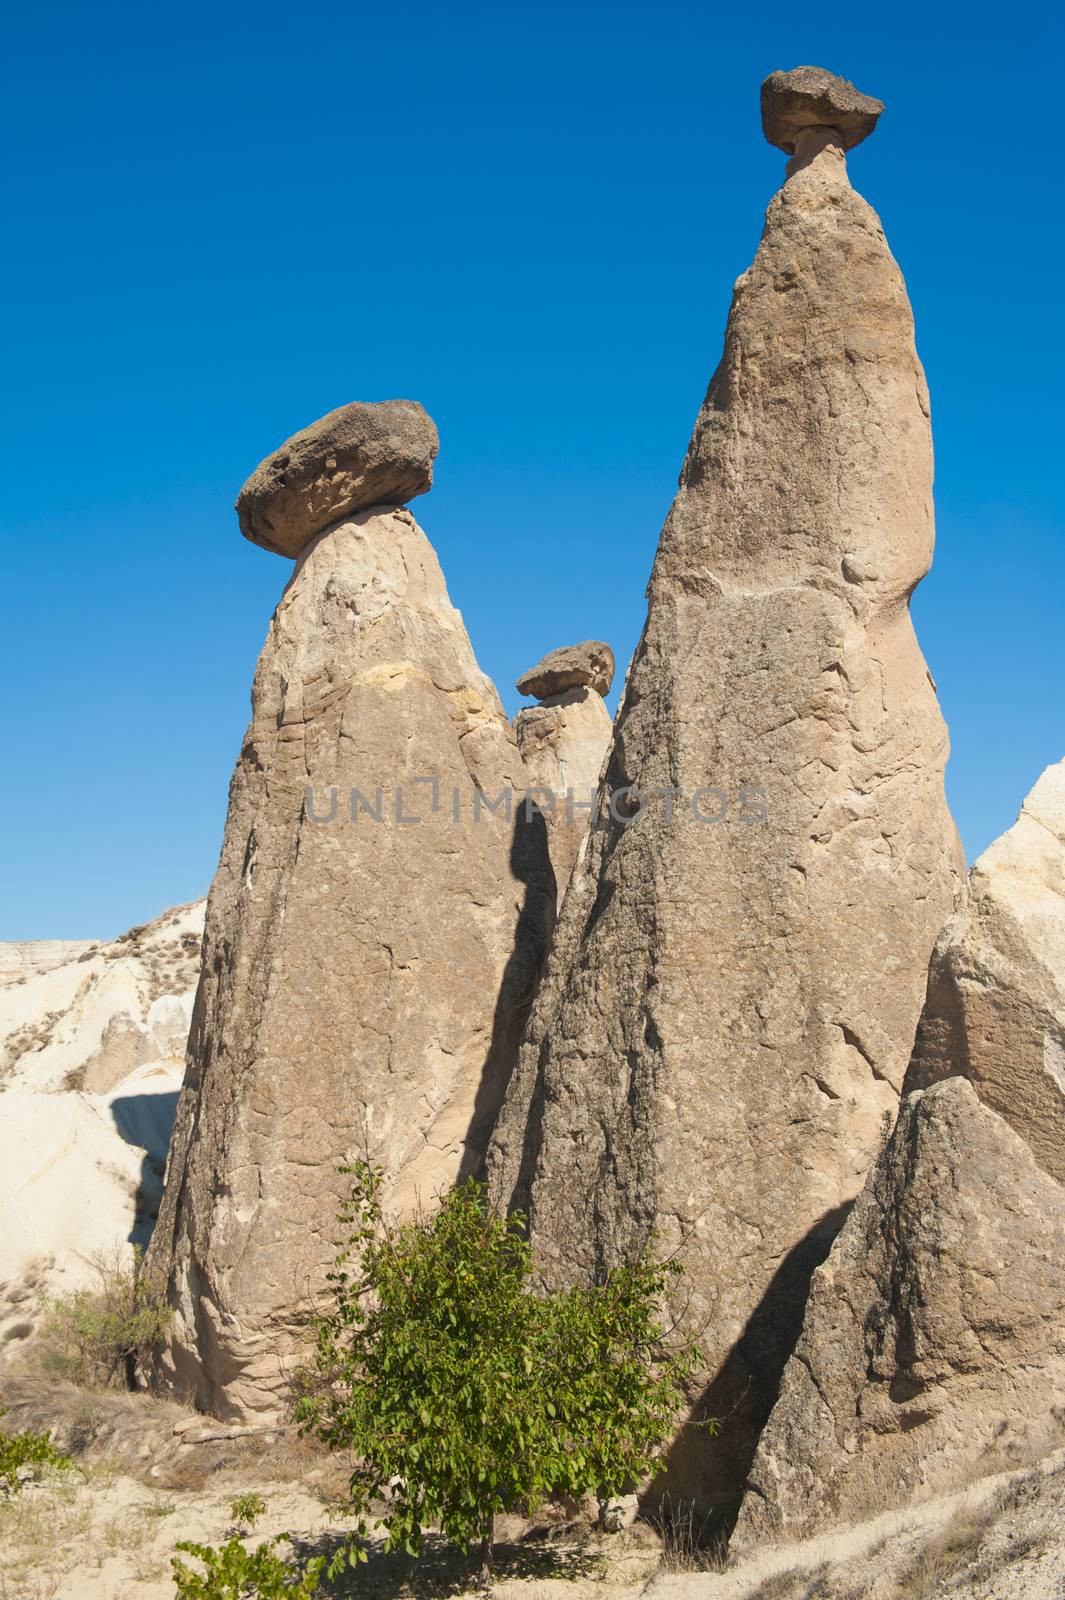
[512,641,615,910]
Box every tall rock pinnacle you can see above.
[487,70,963,1510]
[148,402,550,1417]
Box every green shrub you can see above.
[0,1413,73,1495]
[171,1534,324,1599]
[297,1162,701,1582]
[229,1492,267,1533]
[36,1246,170,1388]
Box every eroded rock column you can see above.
[149,401,550,1417]
[513,641,615,909]
[488,69,964,1510]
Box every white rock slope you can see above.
[0,941,97,983]
[0,901,203,1326]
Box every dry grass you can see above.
[0,1373,353,1512]
[0,1469,185,1596]
[142,942,200,1003]
[0,1377,189,1472]
[887,1500,1002,1598]
[94,1506,175,1584]
[103,920,200,1003]
[0,1375,350,1597]
[1,1010,64,1074]
[155,1425,348,1499]
[135,1489,180,1519]
[886,1468,1060,1597]
[0,1469,92,1598]
[746,1565,836,1599]
[237,1426,350,1497]
[651,1494,729,1574]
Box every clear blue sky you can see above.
[2,1,1061,938]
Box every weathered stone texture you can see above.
[488,107,962,1508]
[150,492,548,1417]
[734,1079,1065,1545]
[761,66,883,153]
[236,400,437,559]
[514,685,613,908]
[516,641,615,701]
[907,758,1065,1184]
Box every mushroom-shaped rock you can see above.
[761,66,883,154]
[516,641,615,701]
[487,66,961,1512]
[236,400,438,559]
[148,493,551,1418]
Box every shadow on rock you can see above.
[110,1089,180,1248]
[643,1201,854,1539]
[457,806,555,1186]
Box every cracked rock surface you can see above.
[516,641,615,700]
[906,757,1065,1184]
[236,399,438,559]
[148,502,550,1418]
[733,1078,1065,1546]
[487,106,962,1509]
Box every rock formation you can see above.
[0,900,202,1096]
[0,900,202,1348]
[236,399,437,559]
[513,642,615,906]
[487,68,963,1510]
[0,940,98,984]
[733,1079,1065,1546]
[760,65,882,154]
[907,758,1065,1183]
[515,641,615,701]
[148,402,550,1418]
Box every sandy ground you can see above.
[2,1378,1064,1600]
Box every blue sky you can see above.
[2,1,1061,937]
